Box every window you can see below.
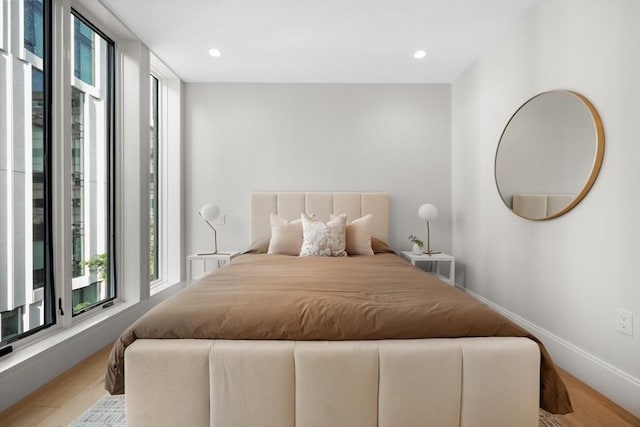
[0,0,53,343]
[149,53,183,292]
[73,16,94,86]
[32,68,46,291]
[71,88,84,278]
[24,0,44,58]
[70,11,116,315]
[2,1,182,352]
[149,76,159,281]
[0,2,186,406]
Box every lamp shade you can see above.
[418,203,438,221]
[200,203,220,222]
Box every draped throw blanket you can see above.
[105,253,572,414]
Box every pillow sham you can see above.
[248,237,394,255]
[246,235,392,255]
[267,214,303,256]
[299,213,347,257]
[331,213,374,256]
[245,214,393,255]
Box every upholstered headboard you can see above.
[250,192,389,243]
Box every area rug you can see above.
[69,395,125,427]
[70,394,566,426]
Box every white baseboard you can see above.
[461,285,640,418]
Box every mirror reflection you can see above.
[494,91,604,220]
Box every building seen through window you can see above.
[1,0,53,342]
[70,12,115,315]
[149,76,159,281]
[74,16,95,86]
[24,0,44,58]
[1,3,116,342]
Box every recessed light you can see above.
[413,50,427,59]
[208,49,221,58]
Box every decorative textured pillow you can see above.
[267,214,303,255]
[299,213,347,257]
[331,213,374,256]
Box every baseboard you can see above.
[461,285,640,418]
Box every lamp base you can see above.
[197,251,218,256]
[422,250,441,255]
[197,251,234,256]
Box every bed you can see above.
[106,192,571,427]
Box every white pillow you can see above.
[267,214,303,256]
[299,213,347,257]
[333,213,374,256]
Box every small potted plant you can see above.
[408,234,424,255]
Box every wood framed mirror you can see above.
[494,90,605,220]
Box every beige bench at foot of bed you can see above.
[124,338,540,427]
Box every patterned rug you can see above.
[69,395,125,427]
[539,409,567,427]
[70,395,566,426]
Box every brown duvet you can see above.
[105,253,572,414]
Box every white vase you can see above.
[412,243,423,255]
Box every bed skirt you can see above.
[124,337,540,427]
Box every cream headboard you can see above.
[250,192,389,243]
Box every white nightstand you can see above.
[400,251,456,286]
[186,252,240,281]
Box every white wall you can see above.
[185,84,451,257]
[452,0,640,416]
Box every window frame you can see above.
[149,53,182,293]
[41,0,55,338]
[0,0,55,346]
[41,1,123,332]
[68,8,117,318]
[149,74,160,283]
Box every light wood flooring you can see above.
[1,342,638,427]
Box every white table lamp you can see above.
[199,203,221,254]
[418,203,440,255]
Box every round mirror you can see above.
[494,90,604,220]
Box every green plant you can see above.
[408,234,424,248]
[80,253,108,280]
[74,301,93,312]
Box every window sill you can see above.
[0,299,135,374]
[150,278,175,296]
[0,280,185,376]
[0,280,186,411]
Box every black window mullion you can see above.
[106,39,117,304]
[42,0,55,328]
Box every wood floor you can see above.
[0,343,113,427]
[1,343,638,427]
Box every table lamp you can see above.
[418,203,440,255]
[199,203,220,254]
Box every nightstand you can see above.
[186,252,240,281]
[400,251,456,286]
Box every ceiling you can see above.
[99,0,537,83]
